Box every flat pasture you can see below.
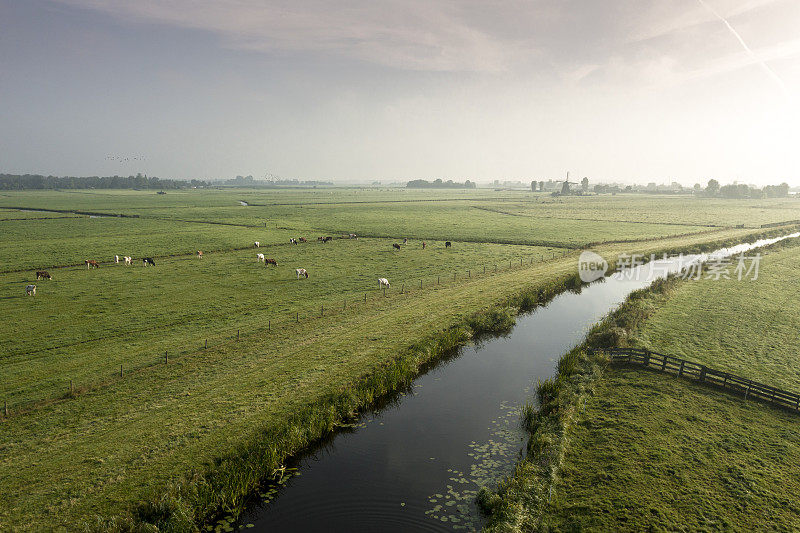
[541,242,800,531]
[1,187,798,529]
[0,237,559,409]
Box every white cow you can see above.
[123,256,132,266]
[114,255,120,263]
[254,241,261,248]
[296,268,308,279]
[257,253,265,262]
[26,284,36,296]
[378,278,390,289]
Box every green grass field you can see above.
[1,187,797,530]
[545,369,800,531]
[539,243,800,531]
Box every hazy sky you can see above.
[1,0,799,184]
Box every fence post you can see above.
[699,366,706,382]
[237,329,240,341]
[205,339,208,349]
[678,360,685,377]
[296,312,299,322]
[269,320,271,331]
[745,380,750,399]
[643,349,650,367]
[468,270,470,278]
[165,351,168,364]
[401,284,404,294]
[3,400,7,417]
[321,305,324,317]
[437,276,440,285]
[120,365,124,378]
[70,380,74,394]
[365,293,367,303]
[661,354,667,371]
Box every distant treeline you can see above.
[702,179,790,199]
[407,179,476,189]
[221,175,333,187]
[0,173,209,190]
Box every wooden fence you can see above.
[603,347,800,413]
[761,219,800,228]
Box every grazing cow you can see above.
[115,255,120,264]
[254,241,261,248]
[422,241,426,249]
[85,260,99,269]
[265,258,277,266]
[124,256,132,266]
[299,237,307,243]
[36,271,51,280]
[26,284,36,296]
[392,243,401,250]
[296,268,308,279]
[290,238,297,245]
[445,241,452,248]
[257,253,265,262]
[378,278,390,289]
[323,236,332,243]
[349,233,357,239]
[318,236,324,242]
[197,250,203,259]
[403,238,408,244]
[142,257,156,267]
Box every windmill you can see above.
[559,171,578,195]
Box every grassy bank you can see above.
[1,187,795,531]
[543,368,800,531]
[482,233,800,531]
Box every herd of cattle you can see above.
[25,235,453,296]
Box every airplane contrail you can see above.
[697,0,790,98]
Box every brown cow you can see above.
[85,260,99,269]
[422,242,426,249]
[392,243,401,250]
[36,270,52,280]
[298,237,307,243]
[197,250,203,259]
[265,258,277,266]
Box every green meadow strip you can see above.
[481,229,800,532]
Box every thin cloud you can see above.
[697,0,791,97]
[53,0,528,72]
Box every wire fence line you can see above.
[2,248,577,419]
